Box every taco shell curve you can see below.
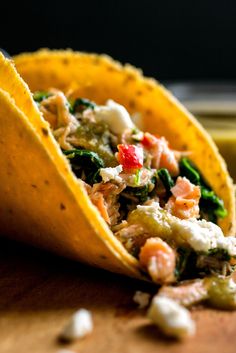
[0,62,142,278]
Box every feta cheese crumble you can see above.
[136,202,236,256]
[133,290,151,309]
[100,165,123,183]
[60,309,93,341]
[94,99,135,134]
[147,296,195,338]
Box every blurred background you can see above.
[1,0,236,178]
[2,0,236,80]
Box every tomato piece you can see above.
[117,144,143,170]
[141,132,158,148]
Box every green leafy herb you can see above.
[63,149,104,185]
[179,157,227,222]
[196,248,233,276]
[124,185,149,203]
[179,157,200,185]
[33,91,52,103]
[157,168,174,195]
[175,246,232,280]
[69,98,96,114]
[131,127,140,135]
[175,247,192,279]
[134,169,141,186]
[131,128,143,142]
[200,188,227,220]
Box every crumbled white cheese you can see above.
[94,99,135,134]
[60,309,93,341]
[228,278,236,291]
[133,291,151,309]
[100,165,123,183]
[147,296,195,338]
[136,202,236,256]
[173,218,226,253]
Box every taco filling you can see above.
[34,88,236,309]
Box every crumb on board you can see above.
[59,309,93,342]
[147,296,196,339]
[133,290,151,309]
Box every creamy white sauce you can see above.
[94,99,135,134]
[147,296,195,338]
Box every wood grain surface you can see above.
[0,237,236,353]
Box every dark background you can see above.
[1,0,236,81]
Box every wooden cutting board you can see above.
[1,237,236,353]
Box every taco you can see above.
[0,50,235,289]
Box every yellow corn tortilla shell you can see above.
[0,54,142,278]
[0,50,234,282]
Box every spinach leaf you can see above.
[157,168,174,195]
[179,158,227,222]
[124,185,150,203]
[179,157,200,185]
[63,149,104,185]
[200,188,227,219]
[175,247,191,279]
[69,98,96,114]
[33,91,51,103]
[175,247,197,280]
[207,248,231,262]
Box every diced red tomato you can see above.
[117,144,143,170]
[141,132,159,148]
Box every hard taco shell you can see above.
[0,50,234,280]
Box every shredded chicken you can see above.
[87,182,125,225]
[196,255,234,276]
[114,223,151,255]
[158,279,209,307]
[39,90,79,150]
[147,136,179,176]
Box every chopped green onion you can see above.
[134,169,141,186]
[70,98,96,114]
[33,91,51,103]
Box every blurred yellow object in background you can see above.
[198,116,236,181]
[166,82,236,182]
